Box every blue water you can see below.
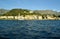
[0,20,60,39]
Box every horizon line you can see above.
[0,8,60,12]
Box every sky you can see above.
[0,0,60,11]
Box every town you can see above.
[0,9,60,20]
[0,13,60,20]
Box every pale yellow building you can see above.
[47,15,56,20]
[7,16,14,19]
[0,16,7,19]
[38,16,42,20]
[24,15,38,20]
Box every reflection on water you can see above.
[0,20,60,39]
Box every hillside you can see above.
[0,9,9,15]
[3,9,31,16]
[34,10,60,15]
[2,8,60,16]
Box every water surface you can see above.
[0,20,60,39]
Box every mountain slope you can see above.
[0,9,9,15]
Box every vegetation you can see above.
[0,9,9,15]
[3,9,31,16]
[0,8,60,17]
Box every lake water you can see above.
[0,20,60,39]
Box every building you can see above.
[47,15,56,20]
[0,16,7,19]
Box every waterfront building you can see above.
[47,15,56,20]
[0,16,7,19]
[7,16,14,19]
[38,16,43,20]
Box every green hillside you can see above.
[2,8,60,17]
[0,9,9,15]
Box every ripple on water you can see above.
[0,20,60,39]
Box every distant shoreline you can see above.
[0,19,60,20]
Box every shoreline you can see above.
[0,19,60,20]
